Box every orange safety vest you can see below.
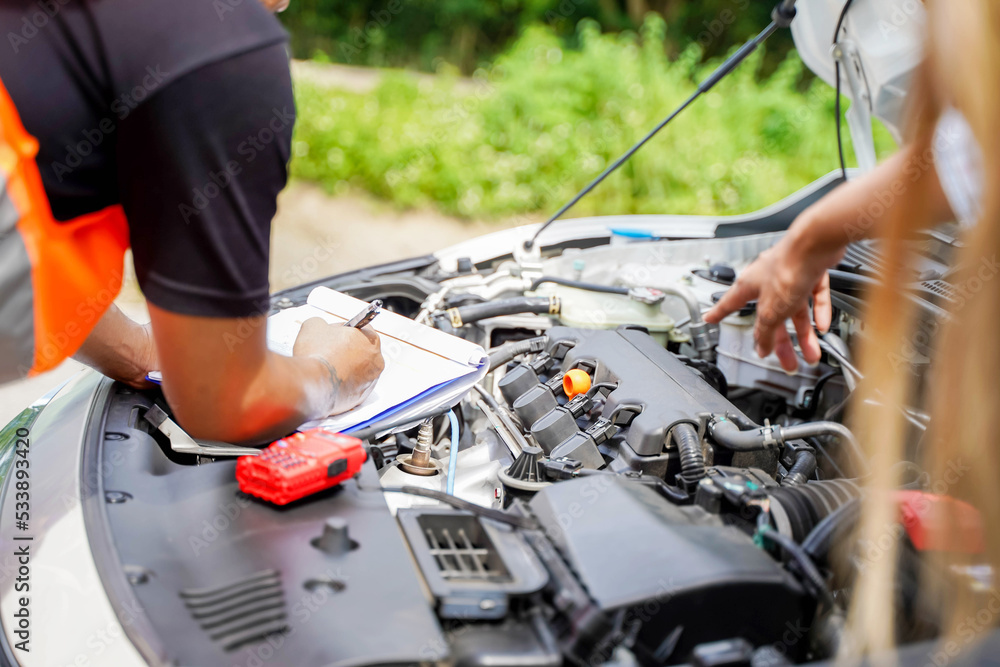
[0,78,129,382]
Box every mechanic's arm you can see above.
[149,307,382,444]
[73,302,383,442]
[704,144,954,371]
[73,304,158,389]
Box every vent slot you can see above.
[180,569,287,652]
[841,242,885,275]
[418,515,510,583]
[921,279,958,303]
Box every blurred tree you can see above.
[277,0,793,73]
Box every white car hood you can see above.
[791,0,926,171]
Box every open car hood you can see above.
[790,0,925,171]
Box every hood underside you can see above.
[790,0,926,169]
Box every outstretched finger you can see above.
[813,272,833,334]
[753,298,783,360]
[792,305,820,365]
[772,326,800,373]
[704,279,757,324]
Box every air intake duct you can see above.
[767,479,860,543]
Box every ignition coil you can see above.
[511,374,565,426]
[530,392,594,453]
[549,418,618,470]
[498,352,555,405]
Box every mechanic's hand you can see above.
[704,235,840,373]
[293,317,385,414]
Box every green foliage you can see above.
[278,0,793,73]
[290,17,895,221]
[279,0,616,71]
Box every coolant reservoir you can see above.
[528,284,685,346]
[715,313,823,401]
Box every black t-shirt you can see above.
[0,0,295,317]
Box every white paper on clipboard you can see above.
[266,287,487,433]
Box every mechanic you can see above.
[704,104,972,372]
[0,0,383,442]
[706,0,997,653]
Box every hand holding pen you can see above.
[344,299,382,329]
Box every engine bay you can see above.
[90,219,972,667]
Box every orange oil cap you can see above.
[563,369,592,399]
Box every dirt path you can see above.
[269,181,497,291]
[290,60,478,95]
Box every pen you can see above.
[344,299,383,329]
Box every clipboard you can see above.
[267,287,488,433]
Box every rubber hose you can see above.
[783,450,818,486]
[709,418,866,478]
[828,269,879,292]
[760,526,836,610]
[780,422,868,476]
[529,276,629,295]
[639,475,691,503]
[488,336,548,371]
[672,423,706,486]
[444,297,558,326]
[801,498,861,569]
[708,419,778,451]
[725,411,760,430]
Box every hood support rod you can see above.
[524,0,799,252]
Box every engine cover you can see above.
[529,476,810,663]
[539,327,778,476]
[545,327,739,456]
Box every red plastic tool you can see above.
[896,490,985,555]
[236,428,367,505]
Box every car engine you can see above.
[89,225,966,667]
